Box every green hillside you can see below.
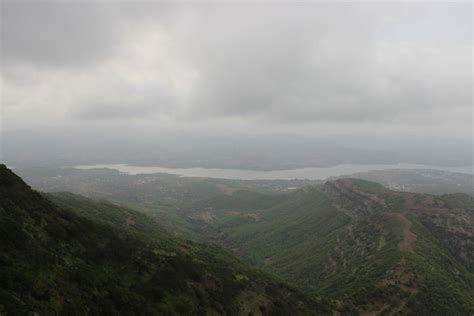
[0,165,343,315]
[186,179,474,314]
[4,164,473,315]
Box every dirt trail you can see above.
[392,213,417,252]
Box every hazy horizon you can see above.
[1,1,472,169]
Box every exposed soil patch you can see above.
[192,210,217,224]
[125,216,135,226]
[263,257,273,266]
[216,183,240,195]
[392,213,417,252]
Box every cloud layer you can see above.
[1,1,472,133]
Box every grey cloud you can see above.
[72,102,156,120]
[69,81,180,120]
[173,3,472,124]
[1,1,472,128]
[1,1,122,67]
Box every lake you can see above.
[74,163,473,180]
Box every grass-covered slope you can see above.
[0,165,343,315]
[190,179,474,315]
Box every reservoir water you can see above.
[74,163,473,180]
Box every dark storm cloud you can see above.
[1,1,472,128]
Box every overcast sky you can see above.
[1,1,472,142]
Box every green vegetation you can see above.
[6,166,474,314]
[184,179,474,314]
[440,193,474,210]
[0,165,343,315]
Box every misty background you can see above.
[1,1,472,170]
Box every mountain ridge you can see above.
[180,178,474,314]
[2,165,473,314]
[0,164,343,315]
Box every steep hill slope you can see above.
[0,165,342,315]
[8,165,474,314]
[188,179,474,315]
